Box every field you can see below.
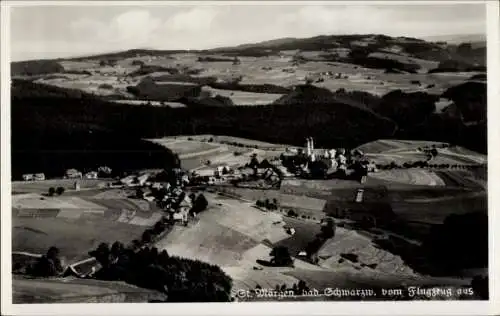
[390,191,486,225]
[273,217,324,257]
[11,187,164,264]
[369,169,445,186]
[356,140,486,188]
[21,39,479,105]
[153,191,460,296]
[317,227,415,275]
[13,275,166,303]
[12,179,108,194]
[149,136,281,171]
[357,139,448,154]
[202,86,284,105]
[156,193,290,264]
[358,140,486,166]
[434,170,486,189]
[155,193,331,289]
[179,134,289,151]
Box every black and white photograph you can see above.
[1,0,499,315]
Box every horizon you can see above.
[10,3,487,62]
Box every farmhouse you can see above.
[22,174,33,181]
[137,173,150,186]
[120,175,136,186]
[172,210,188,225]
[84,171,98,179]
[65,169,82,179]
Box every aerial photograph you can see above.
[7,2,488,303]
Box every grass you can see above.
[390,191,486,224]
[150,137,266,170]
[201,86,284,105]
[11,189,159,263]
[12,179,107,194]
[357,139,448,154]
[434,170,486,189]
[273,217,323,257]
[33,50,473,101]
[12,216,145,263]
[148,139,220,156]
[369,169,445,186]
[13,275,166,303]
[155,193,290,267]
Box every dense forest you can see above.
[11,77,486,178]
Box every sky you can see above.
[9,2,487,61]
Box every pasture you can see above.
[155,193,290,266]
[317,227,415,275]
[273,217,323,257]
[216,187,327,220]
[146,138,222,157]
[12,216,145,263]
[11,187,165,263]
[149,136,274,170]
[12,179,108,195]
[390,191,486,225]
[13,275,166,303]
[201,86,284,105]
[357,139,448,154]
[369,169,445,186]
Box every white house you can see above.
[172,210,188,224]
[137,173,150,186]
[66,169,82,179]
[337,154,347,165]
[33,173,45,181]
[22,174,34,181]
[120,175,136,186]
[85,171,98,179]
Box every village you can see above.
[12,134,488,303]
[18,136,382,230]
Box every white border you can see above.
[1,1,499,315]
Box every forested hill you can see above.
[11,85,397,150]
[11,79,487,177]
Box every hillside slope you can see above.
[13,275,167,303]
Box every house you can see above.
[151,182,163,190]
[137,173,150,186]
[194,168,215,178]
[97,166,112,176]
[120,175,136,186]
[84,171,98,179]
[65,169,82,179]
[172,209,188,225]
[286,227,296,235]
[33,173,45,181]
[178,196,193,213]
[355,189,364,203]
[22,174,34,181]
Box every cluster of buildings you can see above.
[281,137,377,182]
[21,166,112,182]
[22,173,46,181]
[119,169,194,225]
